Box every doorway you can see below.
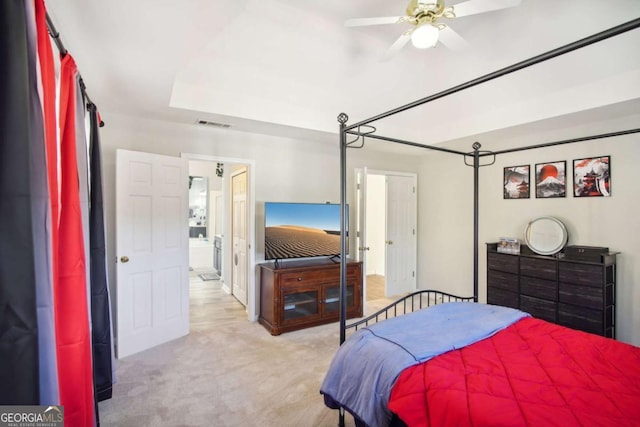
[187,164,220,281]
[183,153,257,321]
[355,169,417,306]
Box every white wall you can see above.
[418,114,640,346]
[101,109,639,346]
[99,113,421,325]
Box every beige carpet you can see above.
[98,276,393,426]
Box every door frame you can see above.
[355,168,418,300]
[230,166,249,306]
[182,153,257,322]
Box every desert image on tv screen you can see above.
[265,203,346,260]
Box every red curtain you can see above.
[56,53,96,427]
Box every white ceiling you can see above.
[46,0,640,147]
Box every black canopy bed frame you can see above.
[332,17,640,427]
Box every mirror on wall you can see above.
[189,176,208,238]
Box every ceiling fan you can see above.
[345,0,522,59]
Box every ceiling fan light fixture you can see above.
[411,24,439,48]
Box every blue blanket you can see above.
[320,302,529,427]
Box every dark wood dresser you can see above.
[259,258,363,335]
[486,243,617,338]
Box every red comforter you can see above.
[388,317,640,427]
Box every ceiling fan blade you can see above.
[381,30,413,61]
[345,16,404,27]
[452,0,521,18]
[438,26,471,51]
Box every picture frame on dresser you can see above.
[573,155,611,197]
[535,161,566,198]
[503,165,530,199]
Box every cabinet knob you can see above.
[297,277,302,281]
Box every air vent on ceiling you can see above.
[196,119,231,128]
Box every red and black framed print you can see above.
[503,165,530,199]
[535,161,566,198]
[573,156,611,197]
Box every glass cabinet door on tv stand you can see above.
[281,284,356,321]
[283,289,320,321]
[323,284,355,315]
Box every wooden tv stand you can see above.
[258,258,363,335]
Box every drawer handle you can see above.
[297,277,302,281]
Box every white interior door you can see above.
[385,174,417,297]
[231,168,248,306]
[116,149,189,358]
[365,175,386,277]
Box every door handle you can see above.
[120,256,130,263]
[386,240,393,245]
[234,254,238,266]
[358,246,370,251]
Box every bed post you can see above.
[337,113,349,427]
[472,142,481,302]
[338,113,349,346]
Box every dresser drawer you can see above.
[279,267,358,288]
[558,262,603,287]
[559,281,609,309]
[558,303,606,335]
[487,270,518,292]
[520,295,556,323]
[487,287,519,309]
[280,269,336,287]
[488,252,518,274]
[520,257,556,281]
[521,276,557,300]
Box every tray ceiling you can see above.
[46,0,640,147]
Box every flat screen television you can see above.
[264,202,348,261]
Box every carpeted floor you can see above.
[98,275,393,426]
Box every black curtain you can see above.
[89,104,114,403]
[27,0,59,405]
[0,0,40,404]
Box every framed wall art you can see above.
[535,161,566,198]
[503,165,530,199]
[573,156,611,197]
